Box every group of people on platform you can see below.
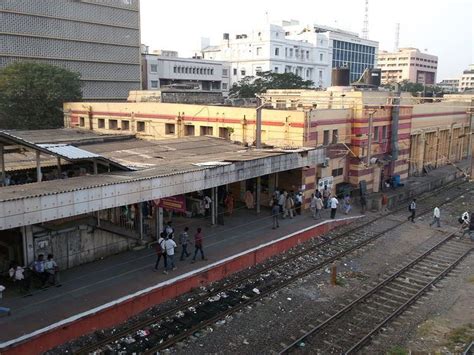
[153,221,207,274]
[269,187,352,229]
[6,254,59,295]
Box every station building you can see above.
[63,90,474,194]
[0,129,324,272]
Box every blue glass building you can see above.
[332,40,377,83]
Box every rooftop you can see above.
[0,131,317,203]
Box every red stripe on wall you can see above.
[411,111,466,118]
[310,118,350,127]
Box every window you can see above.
[109,119,118,130]
[200,126,213,136]
[255,66,262,74]
[319,70,323,79]
[150,64,158,73]
[173,66,177,73]
[219,127,231,139]
[211,69,214,75]
[320,53,324,61]
[306,51,309,59]
[222,83,228,90]
[331,168,344,177]
[79,117,85,127]
[151,80,158,89]
[323,130,330,145]
[222,68,228,76]
[274,67,279,73]
[306,69,310,78]
[275,47,280,56]
[382,126,387,140]
[233,68,237,75]
[98,118,105,128]
[373,126,379,141]
[241,69,246,76]
[332,129,338,144]
[165,123,175,135]
[137,121,145,132]
[285,48,288,57]
[256,47,262,56]
[122,120,130,130]
[185,125,195,136]
[289,48,293,57]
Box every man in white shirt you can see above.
[429,207,441,228]
[330,196,339,219]
[163,236,177,274]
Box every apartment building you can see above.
[201,23,330,88]
[378,48,438,85]
[0,0,141,100]
[459,64,474,92]
[437,79,459,93]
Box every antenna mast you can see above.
[394,23,400,51]
[362,0,369,39]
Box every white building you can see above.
[141,51,231,94]
[282,21,379,84]
[437,79,459,93]
[377,48,438,85]
[201,23,331,88]
[459,64,474,92]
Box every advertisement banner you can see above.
[157,195,186,213]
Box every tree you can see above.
[0,62,82,129]
[229,71,314,98]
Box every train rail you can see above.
[279,233,473,354]
[73,180,472,354]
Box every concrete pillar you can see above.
[158,206,164,237]
[93,160,98,175]
[22,225,34,266]
[0,144,5,186]
[256,176,261,213]
[36,150,42,182]
[138,202,144,240]
[211,187,217,225]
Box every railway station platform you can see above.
[0,207,362,354]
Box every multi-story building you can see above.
[459,64,474,92]
[201,23,331,88]
[141,51,231,95]
[64,90,473,196]
[437,79,459,93]
[282,22,379,84]
[378,48,438,85]
[0,0,141,100]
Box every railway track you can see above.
[279,233,473,354]
[73,180,472,354]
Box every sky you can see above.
[140,0,473,81]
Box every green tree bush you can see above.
[0,62,82,129]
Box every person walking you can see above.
[315,194,324,219]
[278,190,286,217]
[224,192,234,216]
[310,194,317,219]
[179,227,190,261]
[322,187,330,209]
[284,193,294,219]
[154,232,167,271]
[343,194,352,214]
[163,235,177,274]
[408,199,416,223]
[191,227,206,263]
[330,195,339,219]
[271,199,280,229]
[44,254,59,286]
[429,206,441,228]
[295,192,303,215]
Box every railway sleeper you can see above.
[402,270,436,281]
[380,285,414,298]
[390,280,423,294]
[377,289,412,303]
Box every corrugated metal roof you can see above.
[37,144,100,160]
